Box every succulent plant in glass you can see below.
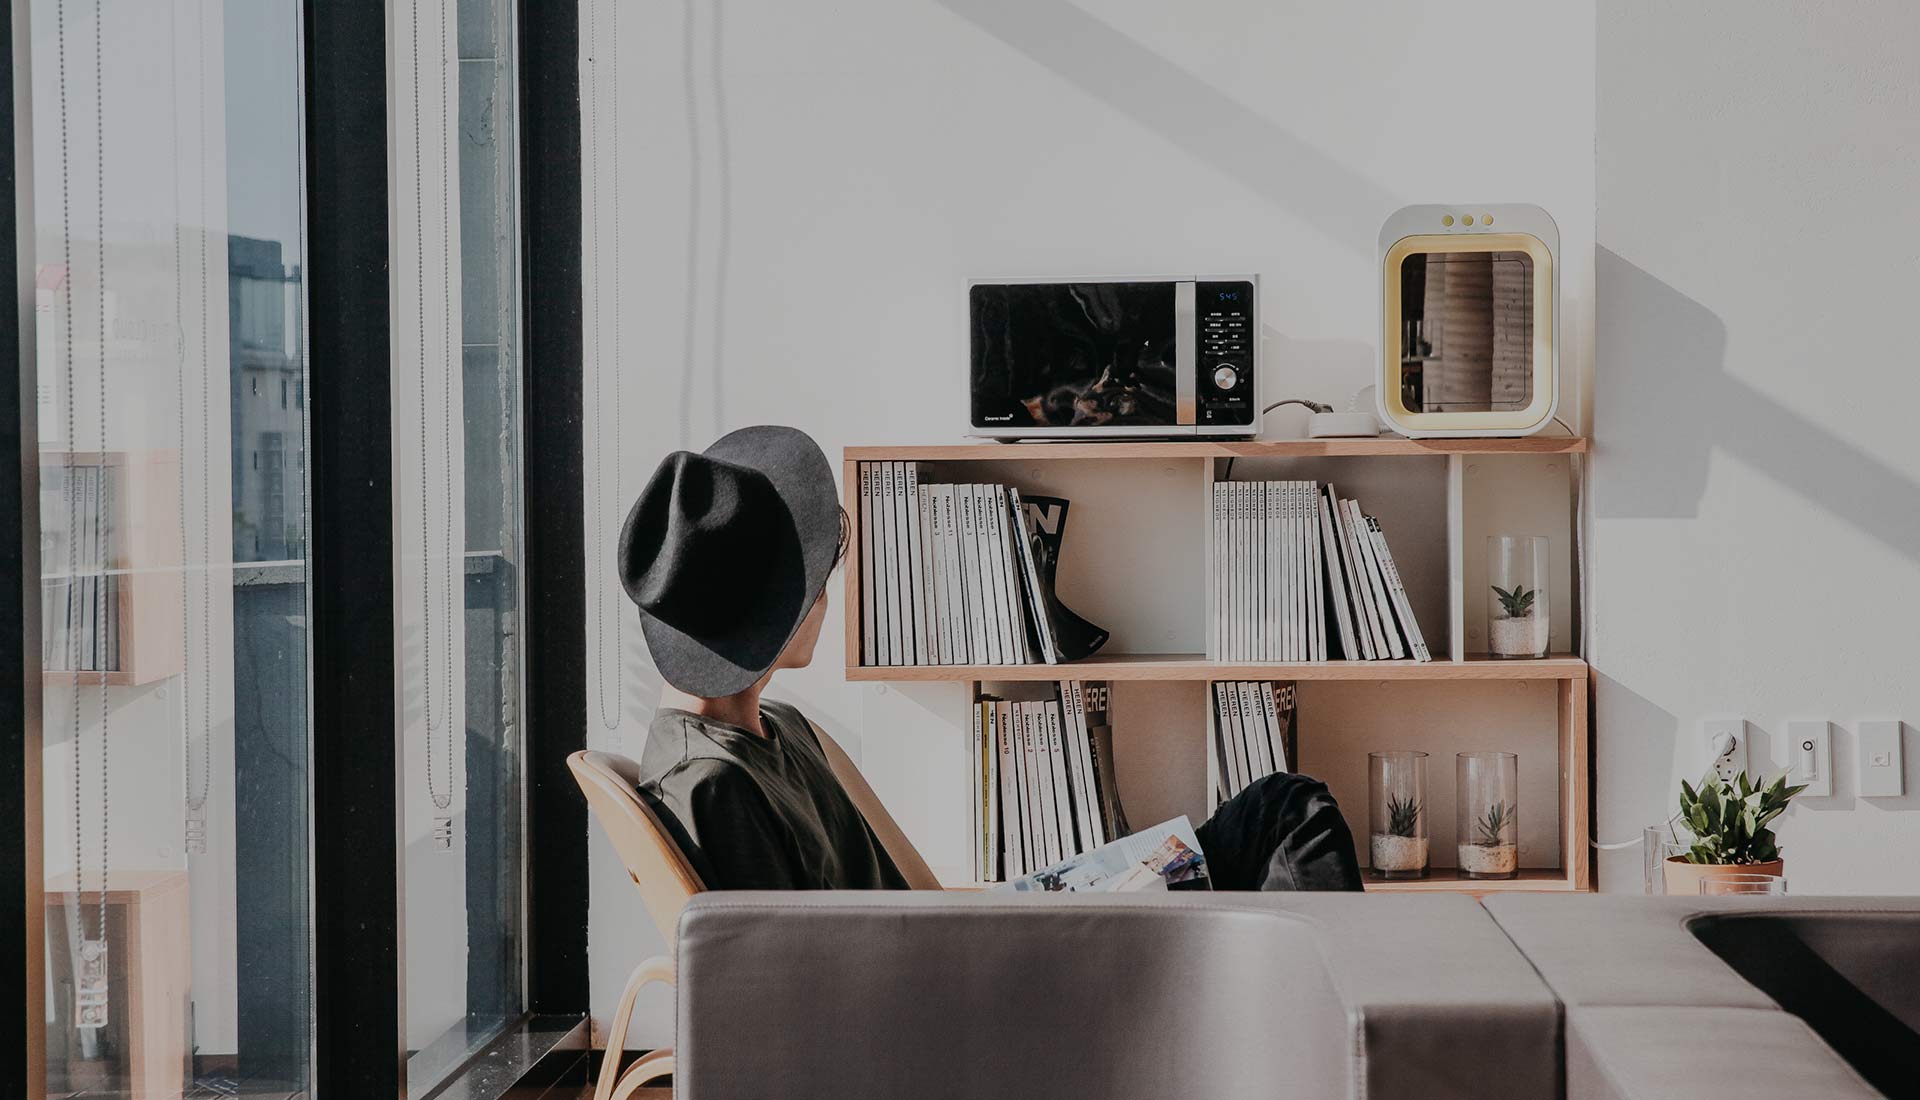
[1472,801,1514,847]
[1386,793,1422,838]
[1487,536,1549,658]
[1491,584,1536,620]
[1369,750,1429,879]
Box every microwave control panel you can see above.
[1196,280,1256,427]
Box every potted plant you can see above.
[1662,770,1804,896]
[1487,536,1549,659]
[1368,750,1429,879]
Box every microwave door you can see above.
[970,281,1181,432]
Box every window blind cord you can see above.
[588,0,626,732]
[412,0,456,815]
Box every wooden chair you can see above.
[568,721,937,1100]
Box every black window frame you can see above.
[0,0,588,1096]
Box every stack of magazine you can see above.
[860,461,1110,667]
[1210,681,1296,804]
[970,680,1129,883]
[1210,480,1431,662]
[995,816,1208,893]
[41,462,121,673]
[859,461,1057,666]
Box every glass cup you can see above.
[1457,752,1520,879]
[1700,874,1787,896]
[1368,751,1430,880]
[1487,536,1549,658]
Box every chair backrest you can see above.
[569,750,705,942]
[807,719,942,891]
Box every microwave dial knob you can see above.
[1211,365,1239,391]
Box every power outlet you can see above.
[1859,720,1905,798]
[1704,718,1745,782]
[1786,720,1832,798]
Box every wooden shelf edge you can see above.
[846,437,1587,462]
[847,654,1588,683]
[1364,869,1581,894]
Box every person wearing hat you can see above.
[620,425,910,889]
[621,425,1361,892]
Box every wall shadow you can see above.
[933,0,1396,253]
[1595,247,1920,564]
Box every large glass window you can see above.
[31,2,312,1096]
[395,0,527,1091]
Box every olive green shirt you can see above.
[637,700,909,890]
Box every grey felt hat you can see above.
[618,425,839,697]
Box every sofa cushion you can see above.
[1568,1006,1884,1100]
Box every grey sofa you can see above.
[1486,896,1920,1100]
[676,892,1557,1100]
[673,892,1920,1100]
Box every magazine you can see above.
[994,816,1208,893]
[1013,494,1111,662]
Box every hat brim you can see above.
[636,425,840,697]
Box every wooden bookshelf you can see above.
[40,450,183,686]
[846,436,1588,463]
[848,653,1588,683]
[842,439,1594,894]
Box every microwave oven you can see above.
[968,275,1259,438]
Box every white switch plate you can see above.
[1859,720,1904,798]
[1786,720,1832,797]
[1704,718,1745,782]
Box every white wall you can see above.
[1590,0,1920,894]
[589,0,1597,1044]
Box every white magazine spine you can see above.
[1021,704,1058,865]
[1348,500,1405,659]
[1259,681,1287,772]
[1253,481,1268,663]
[1238,680,1271,780]
[1305,484,1326,661]
[877,462,898,663]
[903,463,929,664]
[997,701,1023,878]
[992,488,1032,664]
[971,485,1007,664]
[971,703,985,880]
[1044,700,1077,854]
[1333,489,1383,659]
[1371,518,1432,662]
[859,464,876,665]
[956,487,988,665]
[1222,681,1248,796]
[1066,681,1104,848]
[916,480,940,665]
[937,486,967,663]
[1209,481,1224,660]
[1275,481,1293,661]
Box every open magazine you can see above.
[994,817,1208,893]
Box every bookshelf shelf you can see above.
[846,436,1587,463]
[848,654,1589,683]
[842,439,1593,896]
[1363,868,1579,894]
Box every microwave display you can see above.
[970,281,1178,429]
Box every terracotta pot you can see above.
[1663,856,1784,896]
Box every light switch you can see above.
[1704,718,1745,782]
[1859,720,1904,798]
[1787,721,1832,797]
